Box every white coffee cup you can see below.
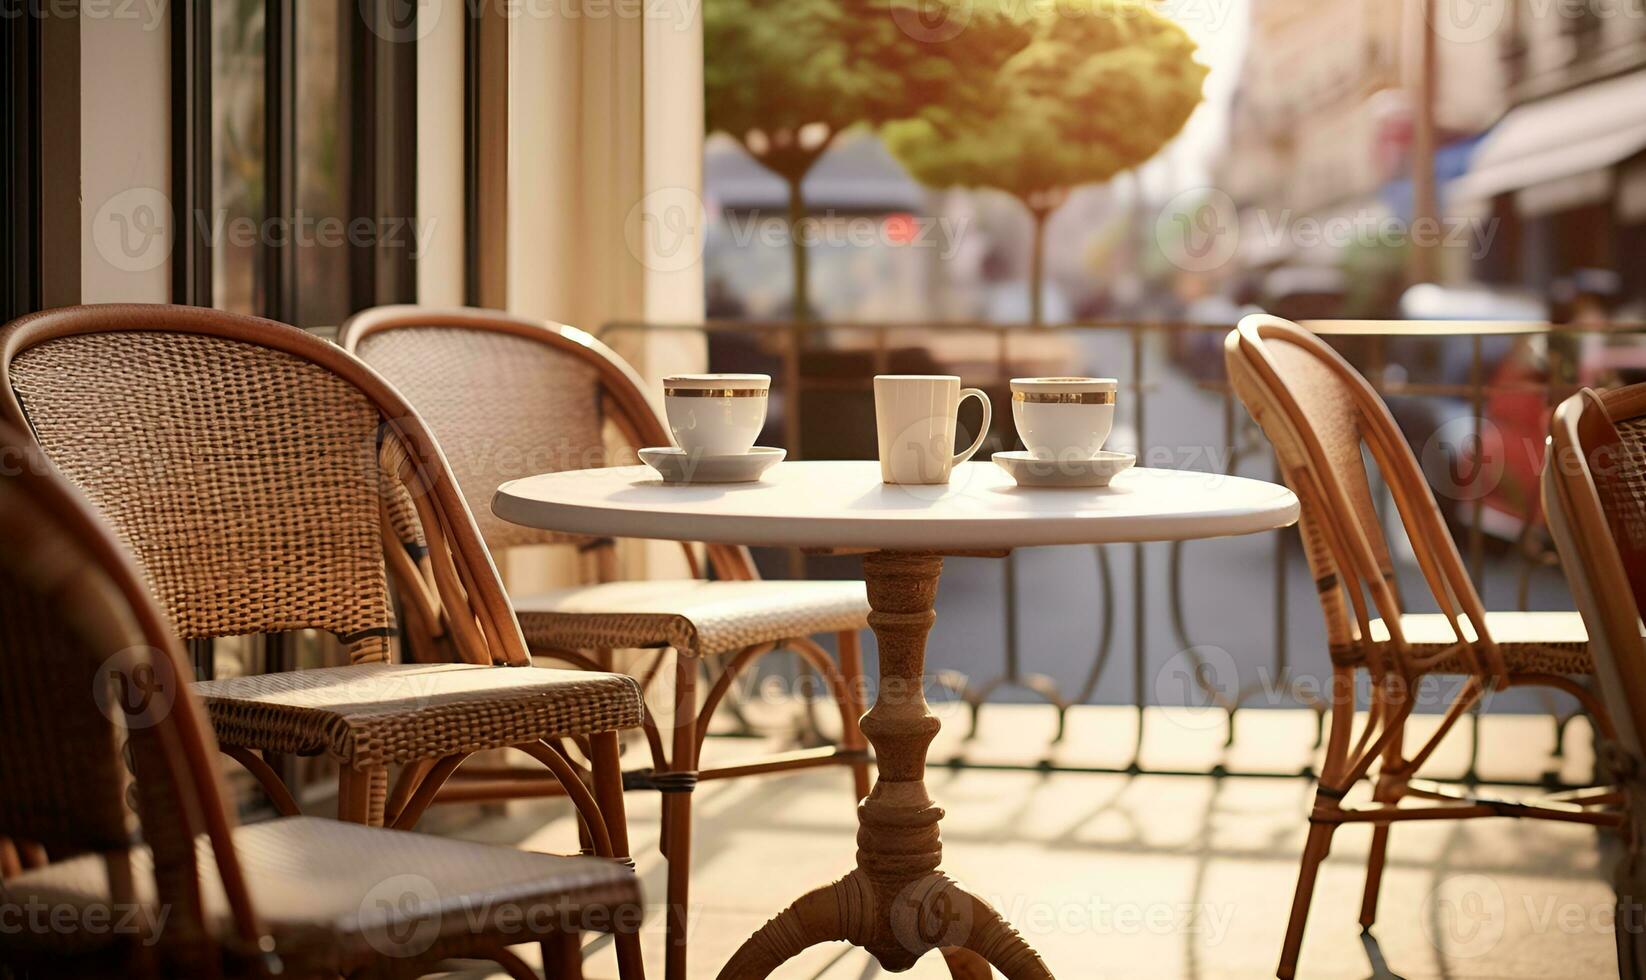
[663,374,770,455]
[874,375,992,485]
[1011,377,1117,460]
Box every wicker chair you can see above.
[0,303,650,976]
[1226,314,1620,979]
[0,420,643,979]
[1545,383,1646,979]
[339,305,873,979]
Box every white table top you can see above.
[494,461,1299,552]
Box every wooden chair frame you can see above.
[0,420,644,979]
[340,305,872,980]
[0,304,645,977]
[1546,383,1646,979]
[0,424,268,977]
[1227,314,1619,978]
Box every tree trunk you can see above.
[1028,206,1048,327]
[787,175,810,323]
[1409,0,1439,285]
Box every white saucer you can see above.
[993,450,1136,488]
[639,446,786,484]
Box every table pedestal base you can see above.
[718,869,1048,978]
[718,553,1053,979]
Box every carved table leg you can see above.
[719,552,1054,979]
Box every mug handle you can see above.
[952,388,993,466]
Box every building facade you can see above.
[1220,0,1506,304]
[1457,0,1646,305]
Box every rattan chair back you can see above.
[1546,388,1646,979]
[1227,314,1502,678]
[0,421,265,971]
[1546,384,1646,753]
[342,307,619,551]
[1,304,530,669]
[340,305,756,580]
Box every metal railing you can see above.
[601,316,1645,786]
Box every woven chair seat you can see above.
[513,579,871,658]
[195,662,644,767]
[0,815,641,971]
[1332,611,1592,675]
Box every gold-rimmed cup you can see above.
[663,373,771,455]
[1010,377,1117,460]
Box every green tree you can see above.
[884,0,1207,324]
[704,0,1028,321]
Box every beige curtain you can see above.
[507,4,710,585]
[509,6,706,358]
[81,3,169,304]
[416,0,467,307]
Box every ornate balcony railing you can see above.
[601,317,1646,788]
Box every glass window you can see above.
[212,0,357,326]
[211,0,265,315]
[296,0,352,328]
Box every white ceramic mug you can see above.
[1011,377,1117,460]
[874,375,992,485]
[663,374,770,455]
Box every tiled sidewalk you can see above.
[439,703,1615,979]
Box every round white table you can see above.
[494,461,1300,979]
[495,460,1298,552]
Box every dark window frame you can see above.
[0,8,41,320]
[465,1,507,308]
[353,1,420,312]
[3,4,79,320]
[263,0,298,323]
[464,7,481,306]
[171,0,213,307]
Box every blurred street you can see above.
[774,330,1578,729]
